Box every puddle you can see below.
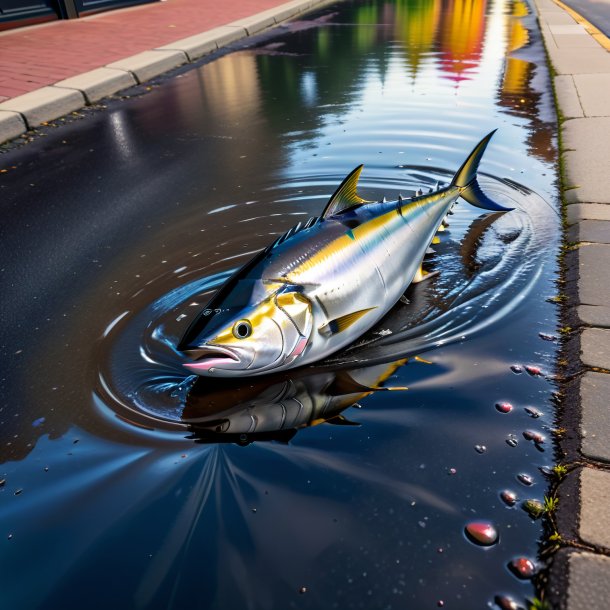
[0,0,559,608]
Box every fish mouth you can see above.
[183,345,240,373]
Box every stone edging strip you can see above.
[532,0,610,608]
[0,0,332,146]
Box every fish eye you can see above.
[233,320,252,339]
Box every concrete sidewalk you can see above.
[531,0,610,608]
[0,0,332,145]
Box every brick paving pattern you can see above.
[0,0,292,102]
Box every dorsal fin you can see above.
[272,217,320,250]
[321,165,368,219]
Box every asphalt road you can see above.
[562,0,610,36]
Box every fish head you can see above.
[181,288,313,377]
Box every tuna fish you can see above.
[179,130,511,376]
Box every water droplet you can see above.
[448,468,457,475]
[475,445,487,454]
[517,473,534,486]
[506,435,518,447]
[523,430,545,444]
[32,417,45,427]
[14,489,23,496]
[496,402,513,414]
[508,557,536,579]
[464,521,498,546]
[0,479,5,487]
[8,533,13,540]
[299,586,307,594]
[539,332,557,342]
[251,508,257,514]
[500,490,518,506]
[524,407,542,418]
[522,499,544,519]
[176,314,187,322]
[525,365,542,376]
[510,365,523,374]
[493,594,524,610]
[437,601,445,607]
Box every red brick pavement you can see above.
[0,0,293,102]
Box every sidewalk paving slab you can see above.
[539,9,577,25]
[580,372,610,461]
[547,47,610,74]
[0,110,27,143]
[549,23,587,34]
[568,552,610,610]
[576,244,610,306]
[0,86,85,128]
[572,74,610,117]
[54,68,137,104]
[580,467,610,548]
[552,33,600,47]
[568,220,610,244]
[566,204,610,225]
[580,328,610,369]
[562,117,610,203]
[554,75,584,118]
[578,305,610,328]
[106,49,188,85]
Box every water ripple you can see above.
[92,170,553,437]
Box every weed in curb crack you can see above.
[543,495,559,514]
[529,597,551,610]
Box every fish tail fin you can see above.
[451,130,513,212]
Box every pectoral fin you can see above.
[319,307,377,336]
[412,264,439,284]
[325,415,361,426]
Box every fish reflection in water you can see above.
[183,358,415,444]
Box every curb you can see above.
[532,0,610,607]
[0,0,332,146]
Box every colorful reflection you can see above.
[496,0,555,161]
[394,0,441,78]
[502,0,530,97]
[438,0,488,82]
